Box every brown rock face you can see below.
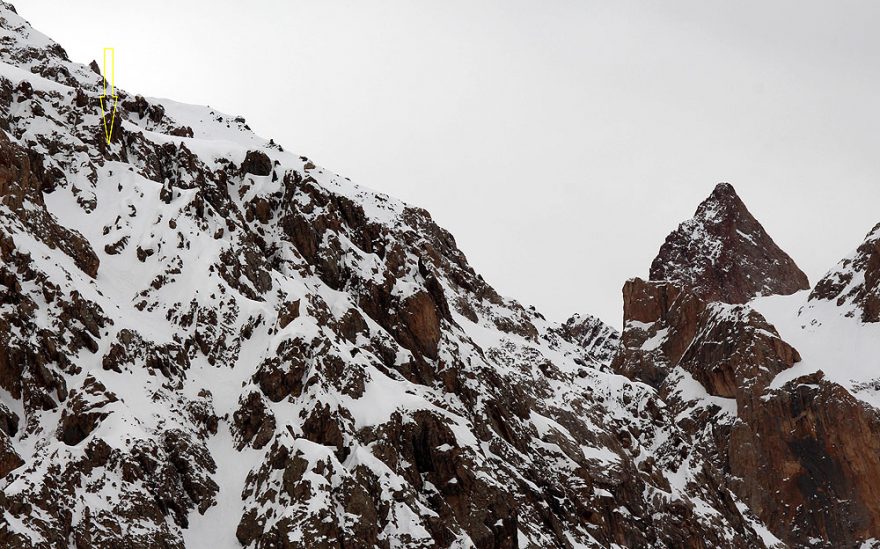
[401,290,442,360]
[615,278,880,547]
[13,6,878,546]
[678,303,800,402]
[731,372,880,547]
[612,278,707,388]
[240,149,273,176]
[650,182,809,304]
[810,221,880,323]
[0,431,23,478]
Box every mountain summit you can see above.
[649,182,809,303]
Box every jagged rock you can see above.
[614,183,880,548]
[101,329,189,378]
[650,182,809,303]
[558,312,620,369]
[57,376,118,446]
[809,222,880,322]
[233,392,276,450]
[678,302,800,401]
[122,94,150,118]
[612,277,706,387]
[253,338,308,402]
[277,299,300,328]
[0,431,23,478]
[241,149,272,176]
[216,242,272,300]
[301,404,349,461]
[170,125,193,138]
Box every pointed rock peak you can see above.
[708,181,738,200]
[684,183,761,232]
[694,182,747,220]
[649,182,809,304]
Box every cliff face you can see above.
[0,3,775,548]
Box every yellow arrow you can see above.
[99,47,118,145]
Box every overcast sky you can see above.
[13,1,880,328]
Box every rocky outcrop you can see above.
[611,277,706,387]
[557,312,620,370]
[240,149,273,177]
[0,403,22,477]
[809,221,880,322]
[613,275,798,402]
[233,391,276,450]
[57,376,118,446]
[678,303,800,402]
[0,130,100,278]
[400,290,443,359]
[122,94,166,123]
[650,182,809,303]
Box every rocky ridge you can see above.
[0,3,780,548]
[808,221,880,323]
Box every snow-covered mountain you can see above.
[1,3,879,548]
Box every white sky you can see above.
[12,1,880,328]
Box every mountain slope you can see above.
[0,3,776,548]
